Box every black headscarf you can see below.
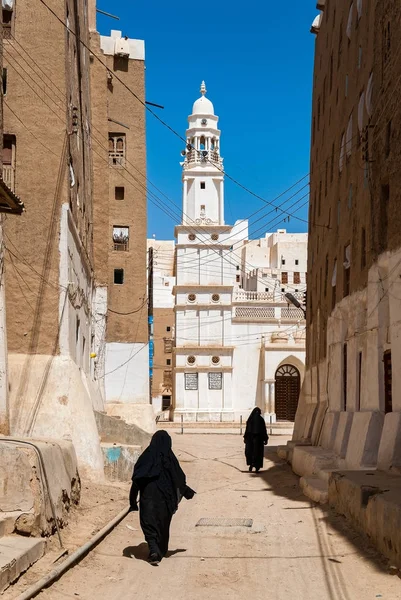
[132,431,187,515]
[245,407,267,436]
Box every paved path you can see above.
[39,434,400,600]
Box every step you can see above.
[300,476,328,504]
[0,536,45,593]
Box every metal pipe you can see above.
[0,438,63,548]
[16,507,130,600]
[240,415,243,436]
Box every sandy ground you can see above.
[9,434,401,600]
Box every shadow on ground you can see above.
[123,543,186,562]
[260,444,392,577]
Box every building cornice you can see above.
[173,284,233,293]
[174,304,232,311]
[174,346,234,354]
[175,366,233,372]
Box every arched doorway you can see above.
[275,364,300,421]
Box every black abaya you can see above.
[244,408,268,471]
[129,431,195,561]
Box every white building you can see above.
[172,83,308,423]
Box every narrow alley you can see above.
[37,434,400,600]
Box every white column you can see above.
[182,178,188,224]
[269,381,276,421]
[219,179,225,225]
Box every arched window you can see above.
[200,136,205,150]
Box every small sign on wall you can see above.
[208,372,223,390]
[185,373,198,390]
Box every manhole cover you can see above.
[196,518,253,528]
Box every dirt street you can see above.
[37,434,400,600]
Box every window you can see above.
[200,182,205,189]
[236,265,240,271]
[294,272,301,284]
[384,351,392,413]
[385,121,391,158]
[343,245,351,297]
[162,395,171,410]
[208,372,222,390]
[236,275,240,283]
[338,23,343,68]
[3,7,13,39]
[282,258,286,265]
[115,186,125,200]
[166,359,171,366]
[265,288,269,292]
[2,69,7,96]
[114,268,124,284]
[108,134,126,166]
[281,288,285,293]
[164,338,173,353]
[384,21,391,65]
[113,226,129,251]
[185,372,198,390]
[361,228,366,269]
[282,272,288,284]
[348,184,353,209]
[3,134,16,192]
[295,259,299,266]
[343,343,348,411]
[166,326,171,332]
[357,352,362,411]
[211,294,220,302]
[188,293,196,302]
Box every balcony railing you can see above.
[233,305,305,322]
[184,149,222,166]
[2,165,15,192]
[113,241,129,251]
[164,338,173,354]
[234,290,305,303]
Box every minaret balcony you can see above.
[185,148,222,167]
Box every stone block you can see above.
[377,412,401,471]
[292,445,338,479]
[329,470,401,569]
[0,437,80,536]
[105,403,156,434]
[101,443,141,482]
[300,476,328,504]
[319,411,340,450]
[344,411,384,469]
[0,536,45,593]
[333,411,354,458]
[95,410,151,451]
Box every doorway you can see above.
[275,364,301,421]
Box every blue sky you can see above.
[97,1,316,240]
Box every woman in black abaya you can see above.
[129,430,195,565]
[244,407,268,472]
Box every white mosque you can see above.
[171,83,307,423]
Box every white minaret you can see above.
[181,81,225,226]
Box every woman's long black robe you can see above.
[244,408,269,470]
[129,431,195,559]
